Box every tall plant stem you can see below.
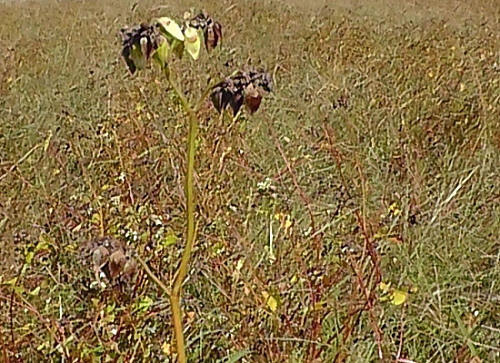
[166,69,198,363]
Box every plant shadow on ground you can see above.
[0,0,499,362]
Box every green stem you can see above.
[165,69,198,363]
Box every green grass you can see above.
[1,0,499,362]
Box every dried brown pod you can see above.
[92,245,110,268]
[108,249,127,280]
[121,257,138,282]
[244,83,263,115]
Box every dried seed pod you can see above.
[204,21,222,51]
[185,10,222,52]
[120,22,160,74]
[108,249,127,280]
[121,257,138,281]
[244,84,263,115]
[92,246,110,268]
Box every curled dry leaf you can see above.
[210,69,272,116]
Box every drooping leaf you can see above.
[120,23,160,74]
[153,41,170,69]
[130,43,146,71]
[172,39,185,59]
[183,26,201,60]
[210,69,272,116]
[156,17,185,41]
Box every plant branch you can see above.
[165,68,198,363]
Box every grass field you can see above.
[1,0,499,362]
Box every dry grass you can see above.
[1,0,499,362]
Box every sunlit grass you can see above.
[0,0,499,361]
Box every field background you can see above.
[1,0,499,362]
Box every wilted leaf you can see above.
[230,91,244,116]
[156,17,185,41]
[210,69,272,116]
[183,26,201,60]
[171,39,185,59]
[391,289,407,306]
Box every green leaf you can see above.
[153,41,170,69]
[134,296,153,314]
[163,234,178,247]
[171,39,185,59]
[156,17,184,41]
[183,26,201,60]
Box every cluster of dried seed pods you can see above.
[120,22,160,74]
[86,236,137,285]
[210,69,273,116]
[185,10,223,51]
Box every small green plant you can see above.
[119,10,271,362]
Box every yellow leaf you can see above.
[379,282,391,293]
[183,26,201,60]
[262,291,278,312]
[156,17,184,41]
[161,342,171,355]
[391,290,407,306]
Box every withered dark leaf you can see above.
[230,91,244,116]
